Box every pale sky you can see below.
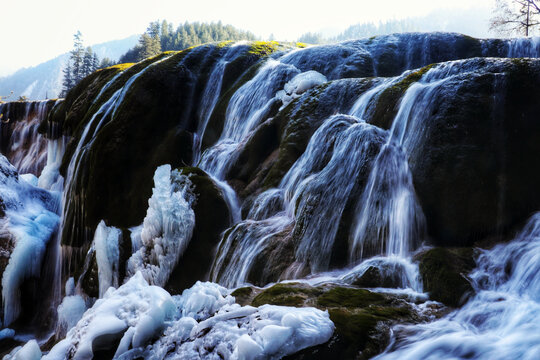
[1,0,494,76]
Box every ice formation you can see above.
[57,294,87,334]
[277,70,327,107]
[45,273,334,360]
[45,272,176,360]
[37,138,66,192]
[126,165,196,287]
[4,339,42,360]
[93,220,121,297]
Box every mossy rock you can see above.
[59,49,207,255]
[230,286,255,306]
[250,283,418,360]
[346,265,407,289]
[370,63,435,130]
[224,108,281,192]
[165,167,230,294]
[416,247,476,307]
[246,224,298,286]
[317,287,386,308]
[251,283,323,307]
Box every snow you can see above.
[148,303,334,360]
[0,155,60,326]
[135,281,333,360]
[126,165,196,287]
[93,220,121,297]
[174,280,235,320]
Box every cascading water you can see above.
[0,101,51,176]
[375,213,540,360]
[193,42,248,165]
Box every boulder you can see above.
[415,247,476,307]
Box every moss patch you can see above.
[251,283,323,307]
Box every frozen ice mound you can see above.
[45,275,334,360]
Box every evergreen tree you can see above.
[82,47,95,78]
[61,60,74,98]
[298,32,324,44]
[61,31,103,97]
[99,57,116,69]
[138,33,162,61]
[71,31,85,84]
[93,53,100,71]
[118,20,257,63]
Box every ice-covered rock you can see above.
[126,165,196,287]
[57,294,87,334]
[4,340,42,360]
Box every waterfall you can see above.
[199,58,301,178]
[2,34,540,358]
[0,101,50,176]
[193,43,247,164]
[375,213,540,360]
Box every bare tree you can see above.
[490,0,540,36]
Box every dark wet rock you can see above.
[416,247,476,307]
[407,58,540,247]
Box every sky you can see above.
[1,0,495,76]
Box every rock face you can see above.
[34,35,540,304]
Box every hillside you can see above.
[0,35,138,100]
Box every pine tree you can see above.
[61,31,103,97]
[82,47,95,78]
[71,31,85,84]
[61,60,74,98]
[118,20,258,63]
[99,57,115,69]
[93,53,100,72]
[138,33,162,61]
